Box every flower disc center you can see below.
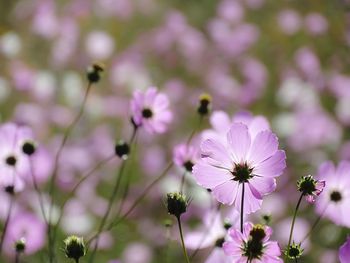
[232,163,253,183]
[142,108,153,118]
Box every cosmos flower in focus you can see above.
[193,122,286,214]
[130,87,173,134]
[315,161,350,227]
[223,222,282,262]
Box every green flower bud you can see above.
[63,235,86,262]
[166,192,188,218]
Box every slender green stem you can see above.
[48,81,92,263]
[190,204,221,259]
[86,162,174,245]
[15,252,20,263]
[186,116,203,146]
[286,193,303,259]
[0,194,14,254]
[51,154,115,244]
[301,204,328,244]
[240,183,245,233]
[88,161,127,262]
[180,171,186,193]
[177,216,190,263]
[29,157,47,223]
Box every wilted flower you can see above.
[131,87,173,134]
[297,175,325,203]
[193,122,286,214]
[223,222,282,262]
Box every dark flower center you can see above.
[288,247,300,258]
[232,163,253,183]
[183,160,194,172]
[243,225,266,260]
[142,108,153,118]
[5,155,17,166]
[330,190,342,202]
[4,185,14,194]
[215,237,225,248]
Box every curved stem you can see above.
[48,82,92,262]
[177,216,190,263]
[240,183,245,233]
[88,161,127,263]
[190,204,221,259]
[186,116,203,146]
[286,193,303,259]
[29,157,47,223]
[15,252,20,263]
[87,162,174,245]
[301,204,328,244]
[0,194,14,254]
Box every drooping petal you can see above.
[212,181,239,205]
[193,162,232,189]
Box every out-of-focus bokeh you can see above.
[0,0,349,262]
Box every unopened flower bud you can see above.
[87,62,105,83]
[14,238,26,253]
[166,192,188,218]
[22,141,36,156]
[63,235,86,262]
[197,93,212,116]
[297,175,325,203]
[285,242,303,259]
[115,140,130,159]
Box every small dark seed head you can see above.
[183,160,194,172]
[285,243,303,259]
[330,190,342,202]
[142,108,153,119]
[22,141,36,156]
[87,62,105,83]
[14,238,26,253]
[5,155,17,166]
[166,192,188,218]
[4,185,14,195]
[115,140,130,160]
[197,93,212,116]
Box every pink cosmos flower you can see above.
[173,143,199,173]
[223,222,282,262]
[130,87,173,134]
[193,122,286,214]
[339,236,350,263]
[315,161,350,227]
[4,211,46,255]
[0,123,34,192]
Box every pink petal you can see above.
[209,111,231,133]
[193,162,232,189]
[153,93,170,111]
[248,131,278,165]
[234,184,263,214]
[201,139,232,168]
[248,116,270,139]
[254,150,286,178]
[212,181,239,205]
[144,87,157,106]
[227,123,251,163]
[249,177,276,196]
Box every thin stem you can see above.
[286,193,303,259]
[177,216,190,263]
[52,154,115,243]
[0,194,14,254]
[29,157,47,223]
[48,81,92,262]
[87,162,174,245]
[180,171,186,193]
[301,204,328,244]
[15,252,20,263]
[88,161,127,263]
[240,183,245,233]
[186,116,203,146]
[190,204,221,259]
[295,257,298,263]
